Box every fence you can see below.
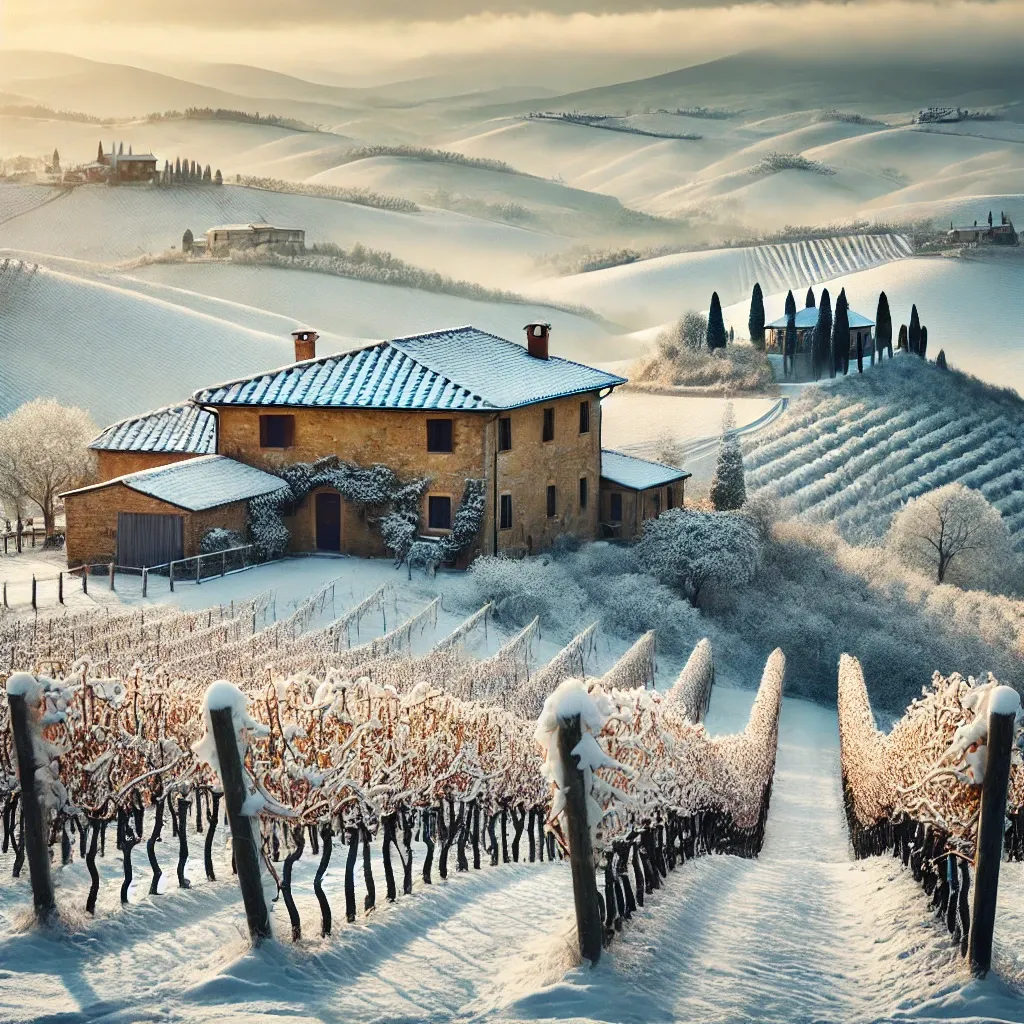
[837,654,1021,976]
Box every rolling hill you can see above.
[745,355,1024,550]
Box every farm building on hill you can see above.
[765,305,874,381]
[947,212,1018,245]
[64,325,686,569]
[205,224,305,255]
[84,142,159,183]
[599,450,691,540]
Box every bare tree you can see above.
[0,399,98,538]
[887,483,1016,589]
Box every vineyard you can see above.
[0,583,784,970]
[838,653,1023,972]
[745,355,1024,550]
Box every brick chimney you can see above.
[291,329,319,362]
[524,322,551,360]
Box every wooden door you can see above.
[315,492,342,552]
[116,511,184,567]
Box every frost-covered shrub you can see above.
[638,509,761,606]
[755,151,836,176]
[405,478,486,573]
[199,527,245,554]
[634,327,775,393]
[466,556,589,632]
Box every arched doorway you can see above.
[315,491,342,552]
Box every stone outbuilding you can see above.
[63,456,288,567]
[599,449,691,540]
[205,224,305,255]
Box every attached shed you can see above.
[89,402,218,481]
[599,449,691,540]
[62,455,287,568]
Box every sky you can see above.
[3,1,1024,82]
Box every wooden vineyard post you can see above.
[7,679,56,920]
[31,575,36,610]
[142,568,148,598]
[81,570,88,595]
[968,688,1019,977]
[557,713,603,965]
[108,561,115,591]
[57,572,63,605]
[209,706,271,944]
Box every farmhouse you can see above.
[64,325,691,568]
[92,142,159,183]
[206,224,305,255]
[947,212,1018,245]
[599,450,691,541]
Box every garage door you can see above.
[116,512,184,568]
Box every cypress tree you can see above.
[784,289,796,318]
[174,156,181,180]
[784,310,797,378]
[182,228,194,253]
[706,292,727,350]
[203,164,212,183]
[936,348,947,369]
[909,304,921,355]
[875,292,892,360]
[813,288,832,381]
[805,286,816,308]
[897,324,908,351]
[748,282,766,350]
[118,141,123,155]
[856,333,864,373]
[97,140,104,162]
[215,169,223,185]
[832,288,850,375]
[919,325,928,360]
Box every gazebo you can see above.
[766,306,874,379]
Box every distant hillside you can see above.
[492,51,1024,120]
[746,356,1024,549]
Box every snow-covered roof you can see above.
[89,402,216,455]
[193,327,627,412]
[207,223,295,232]
[600,449,691,491]
[62,455,287,512]
[767,307,874,330]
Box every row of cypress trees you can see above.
[159,157,223,185]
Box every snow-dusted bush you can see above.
[634,325,774,393]
[710,418,746,511]
[886,483,1018,592]
[199,527,245,554]
[466,555,589,632]
[637,508,761,606]
[755,151,836,176]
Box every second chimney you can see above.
[291,328,319,362]
[525,322,551,360]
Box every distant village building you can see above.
[947,211,1018,245]
[764,305,874,381]
[206,224,305,256]
[63,326,687,568]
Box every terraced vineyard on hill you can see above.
[746,356,1024,549]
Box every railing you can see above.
[1,545,258,610]
[1,526,53,555]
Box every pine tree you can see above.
[748,282,766,350]
[909,304,921,355]
[875,291,892,360]
[832,288,850,376]
[214,168,223,185]
[813,288,832,381]
[919,325,928,360]
[936,348,947,369]
[710,404,746,510]
[706,291,727,350]
[805,286,816,308]
[182,228,194,253]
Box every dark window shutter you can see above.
[546,484,556,518]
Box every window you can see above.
[578,476,588,510]
[259,414,294,449]
[427,495,452,530]
[666,485,675,510]
[546,484,557,518]
[542,407,555,442]
[426,419,453,453]
[498,416,512,452]
[499,493,513,530]
[609,492,623,522]
[579,400,591,434]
